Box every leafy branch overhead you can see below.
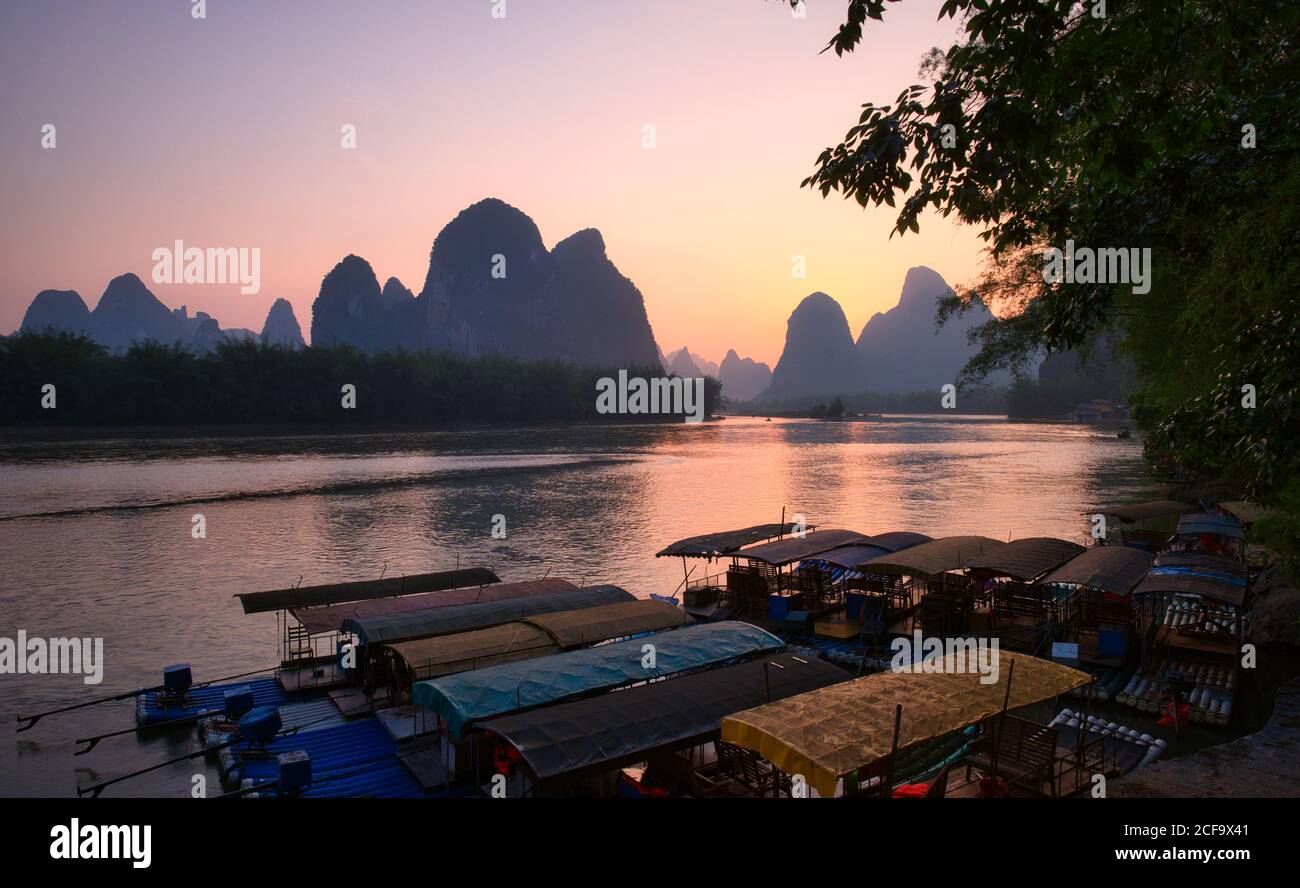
[795,0,1300,551]
[796,0,1298,349]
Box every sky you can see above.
[0,0,984,367]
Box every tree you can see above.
[790,0,1299,556]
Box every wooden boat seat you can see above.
[964,715,1059,796]
[715,740,792,797]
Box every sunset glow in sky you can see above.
[0,0,985,366]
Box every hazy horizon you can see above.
[0,0,983,367]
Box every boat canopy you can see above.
[1134,552,1249,606]
[864,531,933,552]
[385,623,559,681]
[525,599,686,647]
[1097,500,1194,523]
[292,578,577,636]
[342,585,633,646]
[862,535,1006,578]
[234,567,500,614]
[730,529,869,566]
[479,652,848,782]
[1215,500,1270,525]
[814,544,893,570]
[1038,546,1154,596]
[721,650,1090,798]
[415,621,784,740]
[655,522,813,559]
[382,600,689,681]
[1176,512,1245,539]
[965,537,1085,582]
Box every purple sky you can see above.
[0,0,981,364]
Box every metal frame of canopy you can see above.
[1169,512,1247,561]
[858,536,1008,638]
[1089,500,1195,551]
[1138,551,1249,661]
[964,537,1086,630]
[723,529,871,619]
[1037,545,1156,666]
[802,533,936,633]
[656,518,815,615]
[231,566,501,692]
[1130,549,1251,730]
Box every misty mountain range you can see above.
[19,274,305,353]
[13,200,1000,405]
[757,266,1006,403]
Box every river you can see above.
[0,415,1153,796]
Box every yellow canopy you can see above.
[720,649,1090,797]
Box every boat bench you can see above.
[715,740,792,797]
[964,715,1059,796]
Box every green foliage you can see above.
[802,0,1300,565]
[810,395,846,418]
[1253,482,1300,579]
[0,333,723,426]
[756,385,1007,415]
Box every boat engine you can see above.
[156,663,193,710]
[237,705,284,760]
[277,750,312,796]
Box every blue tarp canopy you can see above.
[1134,551,1250,605]
[413,620,783,740]
[342,585,632,645]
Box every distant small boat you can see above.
[765,417,771,422]
[1117,428,1132,439]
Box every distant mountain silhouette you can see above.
[17,274,292,354]
[856,266,997,392]
[667,347,718,377]
[718,349,772,402]
[760,292,861,401]
[755,268,1008,404]
[260,298,305,348]
[666,347,703,378]
[87,273,192,351]
[313,199,661,366]
[310,254,388,350]
[379,276,414,310]
[20,290,91,336]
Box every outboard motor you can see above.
[223,685,255,720]
[277,751,312,797]
[237,705,283,760]
[157,663,193,710]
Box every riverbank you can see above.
[1113,675,1300,797]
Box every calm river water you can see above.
[0,415,1154,796]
